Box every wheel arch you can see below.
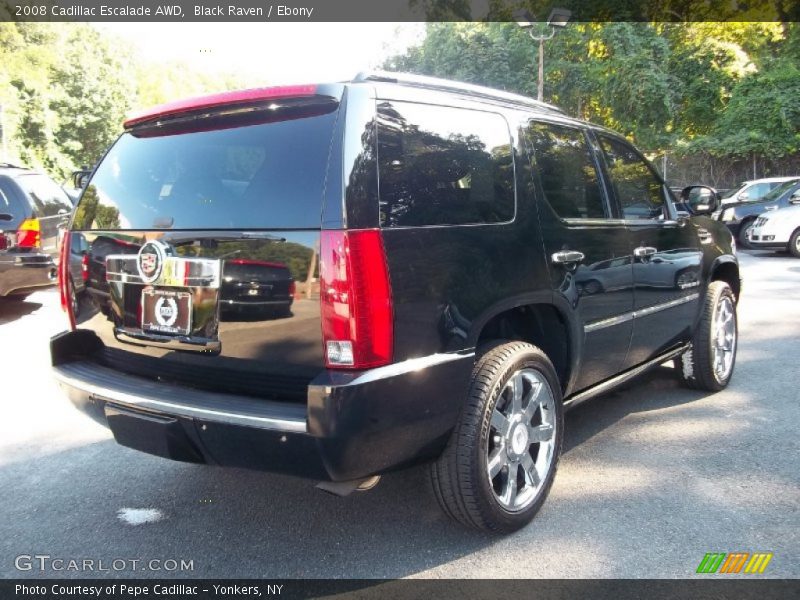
[469,295,580,395]
[709,256,741,301]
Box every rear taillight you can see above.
[58,232,76,330]
[288,280,297,298]
[81,253,89,282]
[17,218,41,249]
[320,229,393,369]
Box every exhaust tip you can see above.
[316,475,382,497]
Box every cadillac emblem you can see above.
[137,240,170,284]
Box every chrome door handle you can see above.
[551,250,585,265]
[633,246,657,259]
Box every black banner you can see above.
[1,580,799,600]
[1,0,797,23]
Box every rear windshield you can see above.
[73,107,338,231]
[15,174,73,216]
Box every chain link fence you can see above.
[653,152,800,194]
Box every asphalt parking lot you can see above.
[1,249,798,579]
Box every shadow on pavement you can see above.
[0,297,43,325]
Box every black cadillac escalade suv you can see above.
[51,73,740,533]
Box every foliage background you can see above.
[1,20,798,189]
[0,22,245,182]
[383,20,800,187]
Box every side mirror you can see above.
[0,212,13,221]
[71,169,91,189]
[790,192,800,205]
[681,185,719,216]
[738,191,750,201]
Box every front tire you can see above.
[789,229,800,258]
[677,281,738,391]
[738,219,755,248]
[430,341,563,533]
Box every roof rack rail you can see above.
[353,70,564,114]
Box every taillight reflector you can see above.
[320,229,393,369]
[81,253,89,282]
[58,232,76,330]
[17,218,41,249]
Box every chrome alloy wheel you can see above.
[487,368,556,512]
[712,295,736,381]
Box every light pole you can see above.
[513,8,571,102]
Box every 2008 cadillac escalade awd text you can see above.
[51,73,740,532]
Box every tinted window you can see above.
[0,180,13,213]
[15,174,72,217]
[599,135,665,220]
[525,121,606,219]
[377,101,514,227]
[73,107,338,230]
[745,183,770,199]
[759,179,799,203]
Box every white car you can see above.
[747,195,800,257]
[721,176,800,205]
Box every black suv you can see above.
[0,163,73,299]
[51,73,740,533]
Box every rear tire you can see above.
[430,341,563,533]
[789,229,800,258]
[69,278,81,317]
[676,281,737,392]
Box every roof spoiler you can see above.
[123,84,322,129]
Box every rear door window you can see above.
[376,101,515,227]
[524,121,608,219]
[73,106,339,231]
[598,135,667,220]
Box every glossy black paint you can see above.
[74,230,324,400]
[52,78,740,482]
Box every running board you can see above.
[563,344,691,410]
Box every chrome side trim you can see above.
[564,344,690,410]
[53,362,307,433]
[633,293,699,319]
[584,293,699,333]
[346,352,475,387]
[583,312,634,333]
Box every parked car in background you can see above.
[720,176,799,206]
[0,163,72,300]
[747,192,800,257]
[221,258,295,317]
[715,178,800,246]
